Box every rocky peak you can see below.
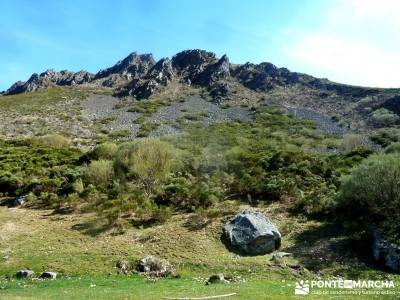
[172,49,218,76]
[95,52,155,80]
[117,58,174,99]
[195,54,230,85]
[4,69,94,95]
[147,58,174,85]
[232,62,299,91]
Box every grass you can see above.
[0,275,303,300]
[128,100,170,116]
[137,122,160,137]
[0,87,98,139]
[1,203,399,299]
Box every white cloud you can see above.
[283,0,400,88]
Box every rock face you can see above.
[372,230,400,273]
[172,49,217,79]
[5,69,94,95]
[223,211,281,255]
[232,62,298,91]
[196,54,230,86]
[94,52,155,80]
[5,48,399,117]
[118,58,174,99]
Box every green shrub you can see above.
[384,142,400,154]
[38,134,71,148]
[371,108,399,126]
[340,134,371,153]
[338,153,400,233]
[91,143,118,160]
[137,122,159,137]
[84,160,114,191]
[0,173,24,196]
[114,139,176,195]
[371,128,400,147]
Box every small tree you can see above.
[340,134,371,153]
[338,153,400,229]
[114,139,176,195]
[371,108,400,126]
[91,142,118,160]
[84,160,114,191]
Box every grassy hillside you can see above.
[1,205,399,299]
[1,86,400,299]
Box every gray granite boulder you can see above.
[13,194,28,207]
[372,229,400,273]
[223,211,281,255]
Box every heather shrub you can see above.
[114,139,176,195]
[84,160,114,191]
[338,153,400,233]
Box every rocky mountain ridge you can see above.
[5,49,393,99]
[3,49,400,130]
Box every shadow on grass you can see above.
[71,220,113,237]
[0,197,14,207]
[283,222,386,277]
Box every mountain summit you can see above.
[3,49,400,131]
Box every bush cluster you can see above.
[5,107,396,235]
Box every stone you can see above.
[95,52,155,80]
[210,82,230,101]
[223,210,281,255]
[206,274,228,285]
[16,270,34,278]
[172,49,217,76]
[372,229,400,273]
[117,57,174,99]
[146,58,174,85]
[272,251,292,260]
[13,194,28,207]
[196,54,230,86]
[136,255,173,277]
[40,272,57,279]
[4,69,94,95]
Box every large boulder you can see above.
[372,229,400,273]
[223,211,281,255]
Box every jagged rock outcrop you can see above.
[196,54,230,86]
[119,50,231,99]
[117,58,174,99]
[146,58,174,85]
[172,49,218,79]
[5,48,397,109]
[232,62,299,91]
[94,52,155,80]
[5,69,94,95]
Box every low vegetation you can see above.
[0,107,381,232]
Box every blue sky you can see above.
[1,0,400,91]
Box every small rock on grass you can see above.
[206,274,228,285]
[40,272,57,279]
[16,270,34,278]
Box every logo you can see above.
[295,280,310,295]
[294,279,396,296]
